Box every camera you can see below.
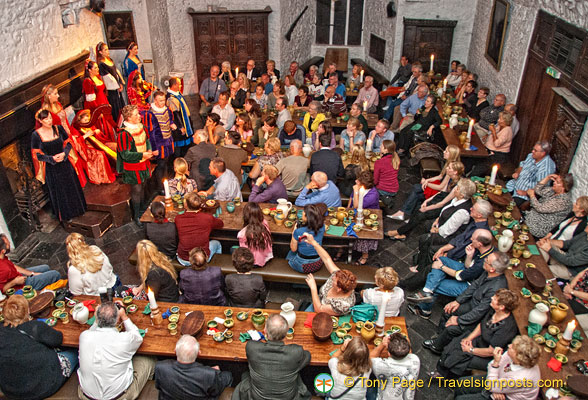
[208,96,215,102]
[576,359,588,375]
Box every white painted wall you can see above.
[0,0,103,93]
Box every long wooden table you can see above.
[437,101,488,158]
[259,110,379,130]
[53,296,407,366]
[141,197,384,241]
[489,198,588,394]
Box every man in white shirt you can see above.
[275,96,291,130]
[353,75,379,113]
[78,302,156,400]
[211,91,235,130]
[505,103,520,137]
[200,158,242,201]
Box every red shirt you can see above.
[174,211,224,260]
[0,257,21,293]
[374,153,399,193]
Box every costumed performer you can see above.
[143,90,176,193]
[122,42,145,80]
[74,110,116,184]
[96,41,125,123]
[83,60,117,135]
[31,110,86,221]
[38,84,88,188]
[127,70,154,114]
[117,105,158,227]
[166,77,194,157]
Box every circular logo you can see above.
[314,373,334,394]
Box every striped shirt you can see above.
[506,154,556,200]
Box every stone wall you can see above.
[363,0,477,80]
[280,0,315,72]
[0,0,103,93]
[570,121,588,200]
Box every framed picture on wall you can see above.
[485,0,510,70]
[102,11,137,50]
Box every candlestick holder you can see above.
[164,197,173,212]
[150,306,163,326]
[355,213,364,227]
[555,337,570,355]
[427,70,435,77]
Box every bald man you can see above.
[295,171,341,208]
[407,229,495,310]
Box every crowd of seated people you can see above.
[6,52,588,400]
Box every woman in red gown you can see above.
[83,61,117,140]
[127,70,154,114]
[38,84,88,187]
[74,110,116,184]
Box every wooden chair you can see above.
[324,48,349,75]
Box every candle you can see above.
[366,138,373,153]
[147,287,158,310]
[443,78,447,91]
[563,320,576,340]
[163,179,171,198]
[467,119,474,139]
[430,54,434,72]
[363,101,368,112]
[360,69,364,83]
[235,67,239,77]
[358,186,367,212]
[489,165,498,185]
[376,292,392,334]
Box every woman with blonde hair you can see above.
[66,233,117,296]
[0,295,78,399]
[249,137,283,179]
[389,144,461,221]
[338,144,369,198]
[328,337,372,399]
[168,157,197,196]
[132,240,179,302]
[237,72,250,93]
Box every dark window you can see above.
[547,26,583,75]
[369,34,386,64]
[316,0,364,45]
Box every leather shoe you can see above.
[422,339,442,355]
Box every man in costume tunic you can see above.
[143,91,175,191]
[166,77,194,157]
[117,105,156,226]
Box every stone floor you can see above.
[12,95,454,399]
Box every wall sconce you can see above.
[61,7,77,27]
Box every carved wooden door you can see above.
[551,89,588,173]
[190,10,270,84]
[402,19,457,75]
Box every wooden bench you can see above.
[128,251,377,288]
[350,58,389,90]
[300,56,324,73]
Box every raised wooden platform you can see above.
[64,210,113,238]
[83,180,131,227]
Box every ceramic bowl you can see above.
[353,224,362,232]
[519,234,529,241]
[225,330,234,339]
[288,213,297,221]
[369,214,378,220]
[52,309,63,318]
[170,306,180,314]
[545,339,556,349]
[547,325,560,336]
[571,339,582,350]
[123,296,133,305]
[237,311,249,321]
[328,207,335,213]
[207,320,218,329]
[335,329,347,338]
[363,209,371,217]
[548,297,560,305]
[533,334,545,344]
[510,258,520,267]
[555,353,568,364]
[284,221,294,228]
[224,308,233,318]
[340,322,352,331]
[213,332,225,342]
[343,334,353,341]
[22,285,32,293]
[531,294,542,303]
[262,208,271,215]
[389,325,401,334]
[224,318,235,328]
[67,299,78,308]
[526,263,536,268]
[126,304,138,314]
[522,250,532,259]
[330,218,339,226]
[365,219,373,226]
[45,317,57,327]
[493,211,502,219]
[168,314,179,323]
[54,301,65,309]
[373,338,383,346]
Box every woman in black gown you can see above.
[31,109,86,221]
[96,42,125,123]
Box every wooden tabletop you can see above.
[243,147,375,171]
[436,101,488,158]
[141,197,384,240]
[261,110,379,129]
[488,206,588,393]
[53,296,407,366]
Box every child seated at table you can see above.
[361,267,404,316]
[225,247,267,308]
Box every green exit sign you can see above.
[546,66,561,79]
